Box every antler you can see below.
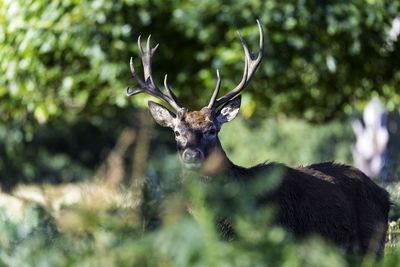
[126,35,183,112]
[208,20,264,110]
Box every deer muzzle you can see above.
[182,148,204,169]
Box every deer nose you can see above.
[182,148,204,163]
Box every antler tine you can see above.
[127,57,150,95]
[247,19,264,83]
[213,58,249,108]
[211,20,264,110]
[164,74,182,107]
[142,35,159,85]
[207,69,221,109]
[126,35,182,112]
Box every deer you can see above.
[125,20,390,257]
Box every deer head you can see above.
[126,20,264,170]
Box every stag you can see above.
[126,20,390,256]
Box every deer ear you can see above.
[148,101,176,128]
[215,95,241,127]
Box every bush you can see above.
[1,165,399,266]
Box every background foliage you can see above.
[0,0,400,265]
[1,0,400,124]
[0,0,399,187]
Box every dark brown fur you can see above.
[226,161,390,256]
[185,111,211,127]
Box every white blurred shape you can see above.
[389,17,400,42]
[352,97,389,179]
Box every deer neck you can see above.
[181,138,249,181]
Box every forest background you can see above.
[1,0,400,266]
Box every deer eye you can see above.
[174,131,180,137]
[205,128,216,136]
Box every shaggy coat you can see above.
[227,160,390,256]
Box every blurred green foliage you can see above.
[0,107,137,190]
[1,0,399,125]
[1,170,398,267]
[220,117,354,166]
